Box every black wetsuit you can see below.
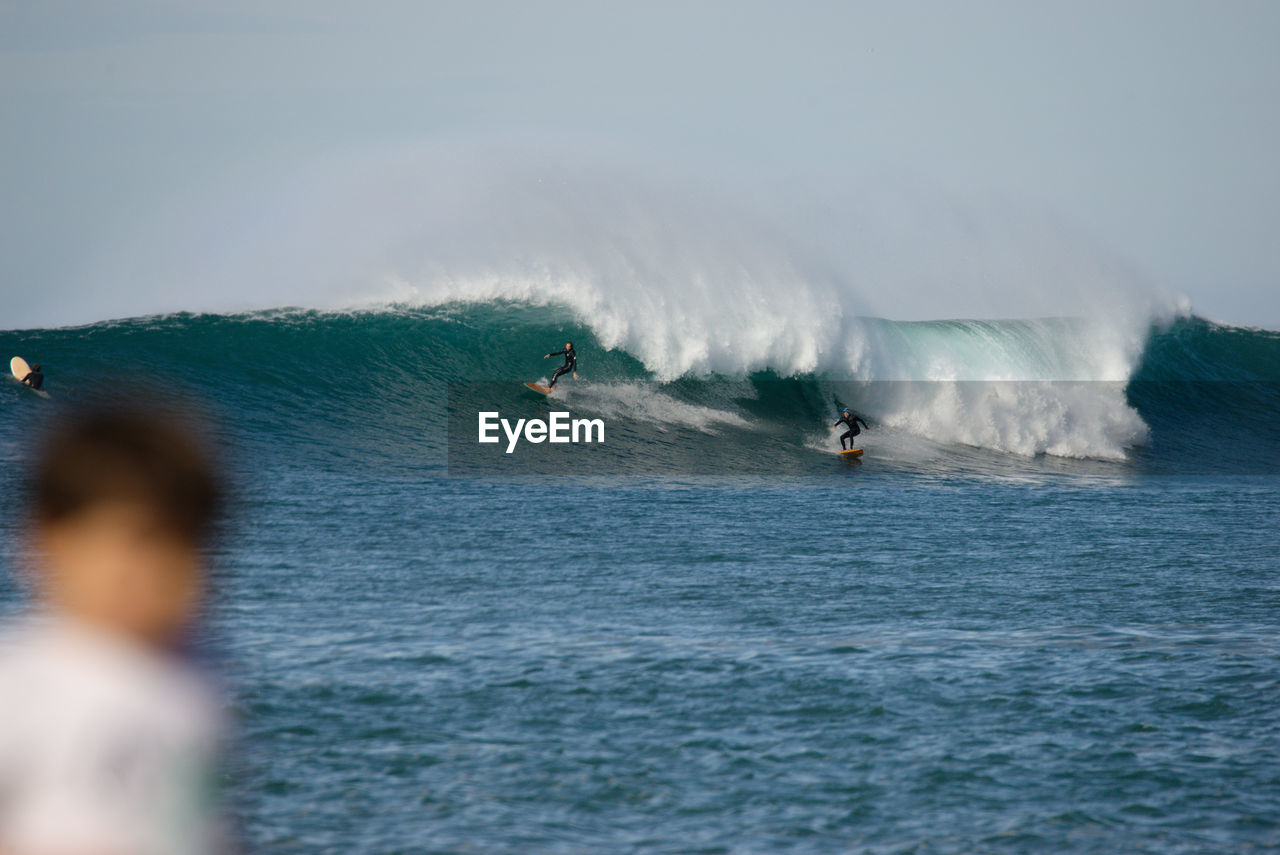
[21,371,43,391]
[548,347,577,388]
[834,412,868,450]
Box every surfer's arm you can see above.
[21,373,32,386]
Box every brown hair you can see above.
[31,402,223,545]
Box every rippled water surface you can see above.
[207,471,1278,853]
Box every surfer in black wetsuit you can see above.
[544,342,578,389]
[834,407,868,450]
[22,363,44,391]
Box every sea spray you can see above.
[63,144,1196,461]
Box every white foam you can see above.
[865,381,1148,460]
[558,383,748,434]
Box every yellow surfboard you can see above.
[840,448,864,458]
[524,381,553,395]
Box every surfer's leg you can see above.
[549,365,569,388]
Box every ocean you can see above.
[2,306,1278,852]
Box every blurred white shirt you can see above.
[0,618,224,855]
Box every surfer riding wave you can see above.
[834,407,868,450]
[544,342,578,389]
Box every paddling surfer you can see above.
[21,363,44,391]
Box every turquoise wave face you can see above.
[2,307,1277,475]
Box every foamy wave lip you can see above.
[311,148,1176,385]
[91,140,1177,380]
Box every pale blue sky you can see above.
[2,0,1278,328]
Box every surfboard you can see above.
[9,356,49,397]
[524,382,553,395]
[840,448,864,458]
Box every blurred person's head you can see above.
[25,401,223,648]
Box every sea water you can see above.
[211,473,1278,854]
[1,309,1278,853]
